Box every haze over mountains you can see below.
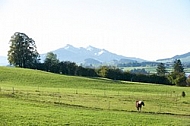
[157,52,190,63]
[40,44,146,66]
[1,44,190,66]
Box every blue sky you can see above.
[0,0,190,61]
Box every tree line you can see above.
[7,32,189,86]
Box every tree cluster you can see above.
[7,32,188,86]
[96,66,170,84]
[167,60,187,86]
[36,55,98,77]
[156,60,187,86]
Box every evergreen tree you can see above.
[173,59,184,73]
[168,59,186,86]
[156,63,166,76]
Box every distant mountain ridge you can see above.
[157,52,190,63]
[2,44,190,66]
[40,44,146,66]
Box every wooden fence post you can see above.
[12,87,15,94]
[27,92,29,99]
[38,86,39,92]
[108,101,111,110]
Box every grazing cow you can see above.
[136,100,145,111]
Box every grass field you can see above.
[122,66,190,73]
[0,67,190,125]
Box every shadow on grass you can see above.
[54,101,190,118]
[120,110,190,118]
[2,93,190,118]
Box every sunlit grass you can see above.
[0,66,190,125]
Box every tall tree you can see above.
[156,63,166,76]
[168,59,186,86]
[97,66,109,78]
[8,32,39,68]
[44,52,59,72]
[173,59,184,73]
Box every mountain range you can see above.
[157,52,190,63]
[40,44,146,66]
[1,44,190,66]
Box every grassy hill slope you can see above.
[0,67,190,125]
[0,67,186,93]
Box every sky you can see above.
[0,0,190,61]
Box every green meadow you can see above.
[123,66,190,73]
[0,67,190,126]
